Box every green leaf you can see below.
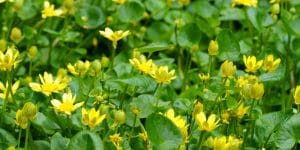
[50,132,70,150]
[246,7,274,32]
[146,114,183,150]
[0,128,17,146]
[281,10,300,36]
[130,94,156,118]
[274,113,300,150]
[259,64,285,82]
[29,140,50,150]
[117,1,145,22]
[217,29,240,61]
[17,0,37,20]
[75,5,105,29]
[177,23,201,48]
[220,8,246,21]
[139,42,171,53]
[68,130,104,150]
[32,112,61,135]
[116,75,156,88]
[145,0,167,20]
[146,22,173,42]
[187,1,217,19]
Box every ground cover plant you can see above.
[0,0,300,149]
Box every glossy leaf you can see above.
[68,130,104,150]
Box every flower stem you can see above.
[17,128,22,150]
[24,123,30,150]
[110,45,117,70]
[197,131,205,149]
[154,84,161,112]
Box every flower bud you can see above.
[114,110,126,125]
[99,104,110,115]
[0,39,6,52]
[89,59,102,76]
[10,27,22,44]
[15,109,28,129]
[22,102,38,121]
[192,101,204,117]
[220,60,236,78]
[250,82,264,100]
[92,37,98,47]
[27,46,38,59]
[294,86,300,105]
[271,3,280,15]
[13,0,24,11]
[101,56,110,68]
[208,40,219,56]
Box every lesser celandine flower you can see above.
[164,108,189,143]
[294,86,300,104]
[220,60,236,78]
[51,92,84,116]
[41,1,63,19]
[99,27,130,49]
[205,136,243,150]
[82,108,106,129]
[195,112,220,132]
[112,0,126,4]
[0,46,21,71]
[29,72,68,96]
[234,102,250,118]
[0,80,19,101]
[263,54,281,72]
[130,55,157,75]
[198,73,210,81]
[221,111,230,124]
[243,55,263,73]
[110,133,123,150]
[208,40,219,56]
[232,0,258,7]
[10,27,22,43]
[67,60,90,77]
[151,66,176,84]
[250,82,264,100]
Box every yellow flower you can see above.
[236,76,248,88]
[99,27,130,49]
[81,107,106,129]
[56,68,71,84]
[138,130,148,142]
[0,80,19,102]
[51,92,84,115]
[206,136,243,150]
[250,82,264,100]
[195,112,220,132]
[263,54,281,72]
[29,72,68,96]
[6,146,16,150]
[151,65,176,84]
[234,102,250,118]
[0,46,21,71]
[112,0,126,4]
[129,55,157,75]
[110,133,123,150]
[164,108,189,143]
[208,40,219,56]
[294,86,300,105]
[220,60,236,78]
[221,111,230,124]
[198,73,210,81]
[232,0,258,7]
[67,60,90,77]
[243,55,263,73]
[41,1,63,19]
[15,109,28,129]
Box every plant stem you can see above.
[17,128,22,150]
[197,131,205,150]
[154,84,161,112]
[110,45,117,70]
[24,123,30,150]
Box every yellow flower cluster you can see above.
[237,75,264,100]
[243,55,280,73]
[29,72,68,96]
[82,107,106,129]
[15,102,38,129]
[164,108,189,144]
[67,60,90,77]
[205,136,243,150]
[51,92,84,116]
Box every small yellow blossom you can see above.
[29,72,68,96]
[250,82,264,100]
[243,55,263,73]
[51,92,84,115]
[221,111,230,124]
[294,86,300,105]
[198,73,210,81]
[164,108,189,143]
[232,0,258,7]
[99,27,130,49]
[220,60,236,78]
[263,54,281,72]
[138,130,148,142]
[112,0,126,4]
[0,80,19,101]
[15,109,28,129]
[195,112,220,132]
[151,66,176,84]
[82,107,106,129]
[129,55,157,75]
[206,136,243,150]
[234,102,250,118]
[0,46,21,71]
[110,133,123,150]
[41,1,63,19]
[67,60,90,77]
[208,40,219,56]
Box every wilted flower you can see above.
[22,102,38,121]
[114,110,126,125]
[192,101,204,118]
[151,66,176,84]
[263,54,281,72]
[99,27,130,49]
[27,46,38,60]
[51,92,84,115]
[195,112,220,132]
[82,108,106,129]
[220,60,236,78]
[243,55,263,73]
[198,73,210,81]
[29,72,68,96]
